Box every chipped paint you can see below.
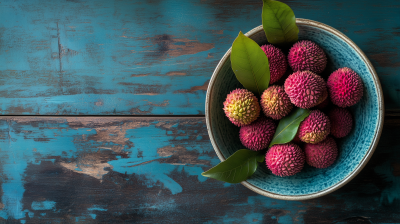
[60,153,113,181]
[0,117,400,222]
[165,71,186,76]
[31,201,56,211]
[131,73,151,77]
[150,34,214,58]
[95,100,103,106]
[174,80,209,94]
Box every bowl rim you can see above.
[205,18,385,201]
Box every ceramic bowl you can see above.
[205,19,384,200]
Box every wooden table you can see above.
[0,0,399,223]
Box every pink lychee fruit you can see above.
[327,67,364,108]
[265,143,305,177]
[328,107,353,138]
[223,88,261,127]
[261,44,288,84]
[288,40,327,74]
[304,136,338,168]
[284,71,327,109]
[239,117,276,151]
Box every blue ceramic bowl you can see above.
[205,19,384,200]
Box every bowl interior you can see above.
[207,21,382,198]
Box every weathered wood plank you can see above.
[0,0,399,115]
[0,117,399,223]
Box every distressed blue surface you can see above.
[0,0,399,115]
[0,117,399,223]
[0,0,399,223]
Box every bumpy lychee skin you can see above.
[261,44,288,84]
[288,40,327,74]
[284,71,327,109]
[265,143,305,177]
[239,117,277,151]
[223,88,261,127]
[327,67,364,107]
[261,86,293,120]
[304,137,338,168]
[328,107,353,138]
[298,110,330,144]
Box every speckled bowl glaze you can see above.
[205,19,384,200]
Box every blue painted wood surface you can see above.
[0,0,399,115]
[0,117,399,223]
[1,0,400,223]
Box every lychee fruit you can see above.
[260,85,293,120]
[223,88,261,127]
[265,143,305,177]
[327,67,364,107]
[304,136,338,168]
[328,107,353,138]
[298,110,330,144]
[239,117,276,151]
[288,40,327,74]
[284,71,327,109]
[261,44,288,84]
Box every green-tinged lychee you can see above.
[298,110,330,144]
[260,85,293,120]
[223,88,261,127]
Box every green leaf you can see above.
[202,149,265,183]
[269,108,310,147]
[262,0,299,44]
[231,31,270,96]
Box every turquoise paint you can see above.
[88,206,107,212]
[0,0,398,116]
[31,201,56,210]
[0,120,98,219]
[277,214,293,224]
[0,152,28,219]
[90,214,96,219]
[109,124,211,194]
[0,0,222,115]
[243,213,264,223]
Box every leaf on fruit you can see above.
[269,108,310,147]
[231,31,270,96]
[202,149,265,183]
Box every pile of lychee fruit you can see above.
[223,40,364,177]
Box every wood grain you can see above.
[0,0,399,115]
[0,117,399,223]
